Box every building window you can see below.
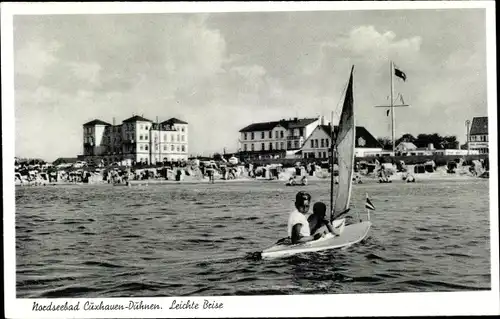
[251,144,254,151]
[275,131,279,139]
[145,145,148,151]
[323,152,327,158]
[326,139,329,148]
[181,127,185,132]
[181,135,184,142]
[171,135,174,142]
[294,141,299,149]
[177,134,180,142]
[311,140,314,148]
[244,144,248,151]
[164,145,167,151]
[280,131,284,139]
[139,135,143,140]
[261,143,265,150]
[244,133,247,140]
[251,132,255,140]
[276,142,279,150]
[140,145,144,150]
[140,125,144,130]
[280,142,284,149]
[145,126,148,130]
[269,131,272,139]
[145,134,148,140]
[177,146,180,152]
[314,139,319,148]
[155,145,158,151]
[299,128,304,136]
[171,145,174,151]
[321,139,325,148]
[269,142,273,150]
[261,132,264,139]
[287,141,292,149]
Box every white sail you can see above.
[332,67,356,220]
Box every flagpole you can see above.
[390,61,395,154]
[157,116,161,166]
[330,110,335,221]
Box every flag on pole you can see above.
[365,194,375,210]
[394,65,407,81]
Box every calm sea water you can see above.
[15,179,491,297]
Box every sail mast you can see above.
[330,110,335,220]
[390,61,395,154]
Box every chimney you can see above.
[318,115,325,125]
[294,117,298,122]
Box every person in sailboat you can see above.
[288,191,322,244]
[308,202,335,236]
[309,202,347,238]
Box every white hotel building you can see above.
[238,117,323,158]
[238,116,384,159]
[82,115,188,165]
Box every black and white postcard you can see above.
[2,1,498,318]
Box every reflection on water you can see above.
[15,179,491,297]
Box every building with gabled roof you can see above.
[468,116,489,154]
[300,124,383,159]
[81,115,189,165]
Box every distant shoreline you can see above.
[14,173,486,188]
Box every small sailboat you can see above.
[260,66,372,259]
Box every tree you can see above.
[376,137,392,150]
[395,133,417,146]
[412,133,459,149]
[213,153,223,161]
[442,135,459,149]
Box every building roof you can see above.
[83,119,111,126]
[239,121,280,132]
[122,115,152,123]
[53,157,79,165]
[315,125,383,148]
[239,117,318,132]
[470,116,488,135]
[151,123,176,131]
[286,118,318,129]
[162,117,188,125]
[396,142,418,150]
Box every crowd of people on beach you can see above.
[15,154,490,187]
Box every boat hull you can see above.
[261,221,371,259]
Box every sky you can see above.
[12,8,488,161]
